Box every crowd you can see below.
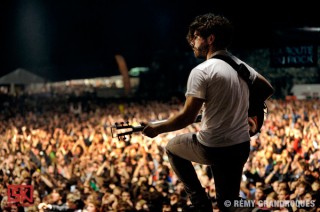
[0,94,319,212]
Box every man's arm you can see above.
[38,203,69,211]
[142,96,204,138]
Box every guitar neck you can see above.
[111,114,202,140]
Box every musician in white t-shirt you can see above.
[142,13,274,212]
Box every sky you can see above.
[0,0,319,81]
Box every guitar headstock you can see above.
[110,122,144,141]
[111,121,132,141]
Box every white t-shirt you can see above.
[185,50,257,147]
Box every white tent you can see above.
[0,68,46,95]
[0,68,46,85]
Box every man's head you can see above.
[50,188,63,204]
[66,193,83,209]
[187,13,234,59]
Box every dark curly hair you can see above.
[186,13,234,49]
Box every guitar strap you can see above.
[211,54,253,88]
[211,54,268,136]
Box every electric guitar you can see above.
[111,111,264,141]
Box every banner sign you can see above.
[270,45,317,67]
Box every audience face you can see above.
[86,202,97,212]
[50,190,62,204]
[255,188,265,201]
[1,196,8,211]
[312,181,319,191]
[295,182,307,197]
[278,182,288,192]
[304,192,313,202]
[277,189,288,200]
[121,191,130,202]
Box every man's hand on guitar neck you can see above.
[142,124,159,138]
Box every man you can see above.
[38,192,84,211]
[142,13,274,212]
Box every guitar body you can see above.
[248,101,267,136]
